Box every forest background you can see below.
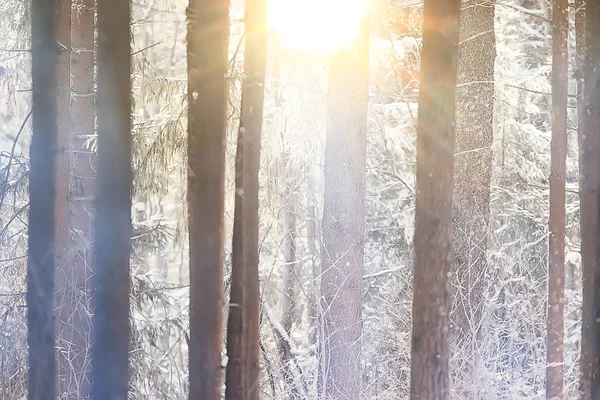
[0,0,581,399]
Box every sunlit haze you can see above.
[266,0,368,52]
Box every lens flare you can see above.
[266,0,368,52]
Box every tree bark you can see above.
[451,2,495,393]
[579,0,600,398]
[410,0,460,399]
[92,0,132,398]
[28,0,60,397]
[55,0,96,398]
[545,0,568,397]
[186,0,230,398]
[319,15,370,400]
[224,0,266,398]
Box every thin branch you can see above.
[0,109,31,211]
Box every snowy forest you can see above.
[1,0,599,398]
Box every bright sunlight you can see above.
[266,0,369,52]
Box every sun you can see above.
[266,0,369,53]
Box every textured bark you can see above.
[409,0,460,399]
[224,0,266,398]
[545,0,568,397]
[92,0,132,398]
[579,1,600,398]
[56,0,96,398]
[450,3,495,391]
[186,0,230,398]
[319,16,370,400]
[28,0,59,398]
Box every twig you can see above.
[0,110,31,211]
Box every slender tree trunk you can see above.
[187,0,231,398]
[319,14,370,400]
[545,0,568,397]
[92,0,132,398]
[580,0,600,398]
[409,0,460,399]
[28,0,59,397]
[451,2,495,394]
[225,0,266,398]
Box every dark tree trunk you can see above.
[319,15,370,400]
[545,0,568,397]
[186,0,231,398]
[410,0,460,399]
[224,0,266,398]
[92,0,132,398]
[450,2,495,394]
[579,0,600,398]
[28,0,60,397]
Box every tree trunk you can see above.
[410,0,460,399]
[579,0,600,398]
[92,0,132,398]
[28,0,60,397]
[55,0,96,397]
[187,0,231,398]
[545,0,568,397]
[450,2,495,394]
[319,15,370,400]
[224,0,266,398]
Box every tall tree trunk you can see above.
[56,0,96,397]
[224,0,266,397]
[451,2,495,394]
[579,0,600,398]
[54,0,73,395]
[319,15,370,400]
[545,0,568,397]
[187,0,231,397]
[409,0,460,399]
[28,0,60,397]
[92,0,132,398]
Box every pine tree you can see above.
[186,0,231,397]
[224,0,267,397]
[545,0,568,396]
[319,14,370,400]
[92,0,132,397]
[410,0,460,398]
[579,0,600,398]
[28,0,60,397]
